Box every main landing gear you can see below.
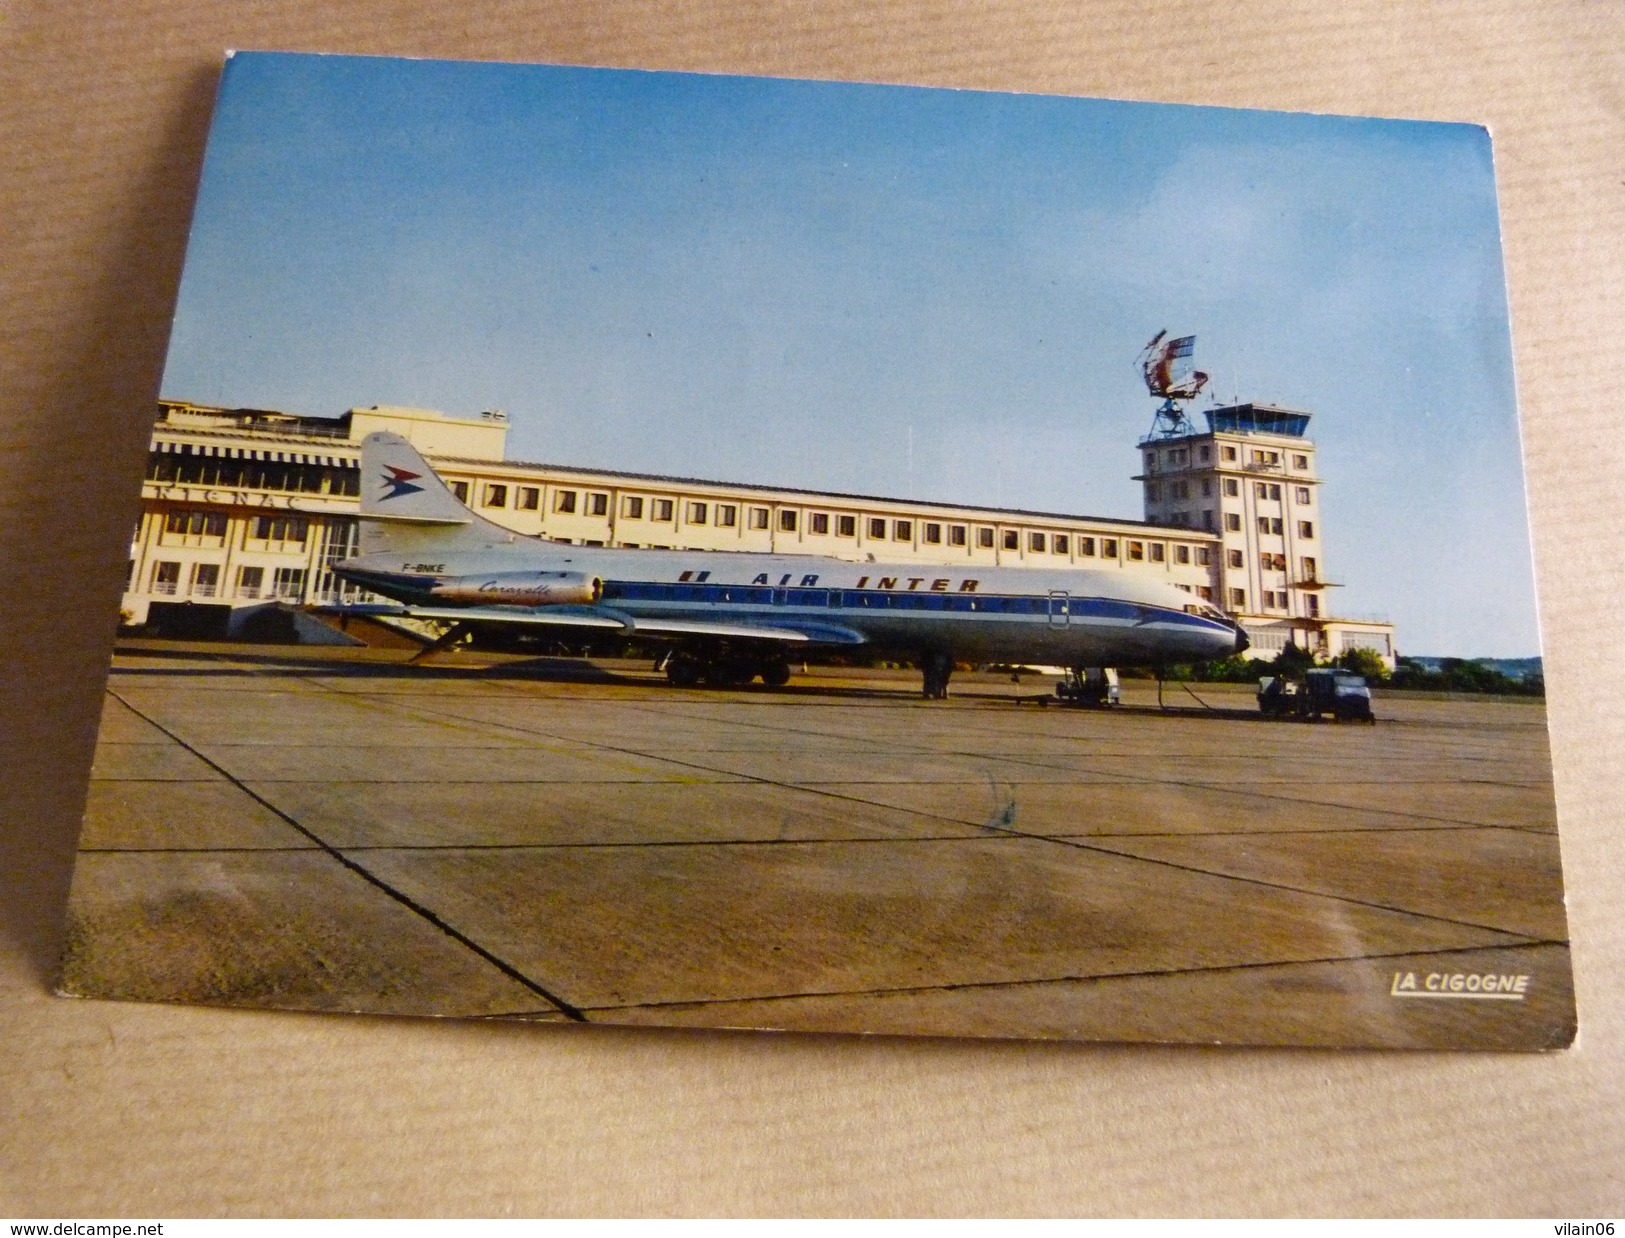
[661,650,792,689]
[920,651,954,700]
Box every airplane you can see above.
[333,431,1249,698]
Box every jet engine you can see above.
[428,571,603,607]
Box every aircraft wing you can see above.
[334,604,867,646]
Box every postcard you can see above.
[59,51,1575,1048]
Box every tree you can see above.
[1337,647,1391,682]
[1271,642,1319,678]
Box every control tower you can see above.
[1132,334,1395,666]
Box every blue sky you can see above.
[162,52,1539,656]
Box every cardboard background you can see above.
[3,0,1621,1215]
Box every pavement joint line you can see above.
[101,684,590,1023]
[332,835,1024,852]
[283,682,1008,834]
[571,939,1563,1014]
[223,674,1566,898]
[79,846,325,853]
[1040,821,1558,840]
[454,716,1564,940]
[1043,833,1557,942]
[106,655,1565,986]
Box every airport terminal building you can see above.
[125,399,1395,665]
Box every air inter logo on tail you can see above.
[380,466,424,500]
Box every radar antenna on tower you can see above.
[1137,330,1210,438]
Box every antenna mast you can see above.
[1137,330,1210,438]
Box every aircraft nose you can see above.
[1233,623,1251,654]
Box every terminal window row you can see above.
[1147,479,1214,502]
[148,561,305,600]
[147,454,360,497]
[1143,445,1215,472]
[160,509,310,546]
[164,510,226,538]
[453,475,1217,562]
[1250,482,1315,506]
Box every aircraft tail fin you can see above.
[356,431,518,556]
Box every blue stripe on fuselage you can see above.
[599,580,1220,630]
[341,567,1232,640]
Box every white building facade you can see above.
[126,399,1393,664]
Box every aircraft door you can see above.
[1048,590,1070,627]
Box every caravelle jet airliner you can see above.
[334,432,1248,697]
